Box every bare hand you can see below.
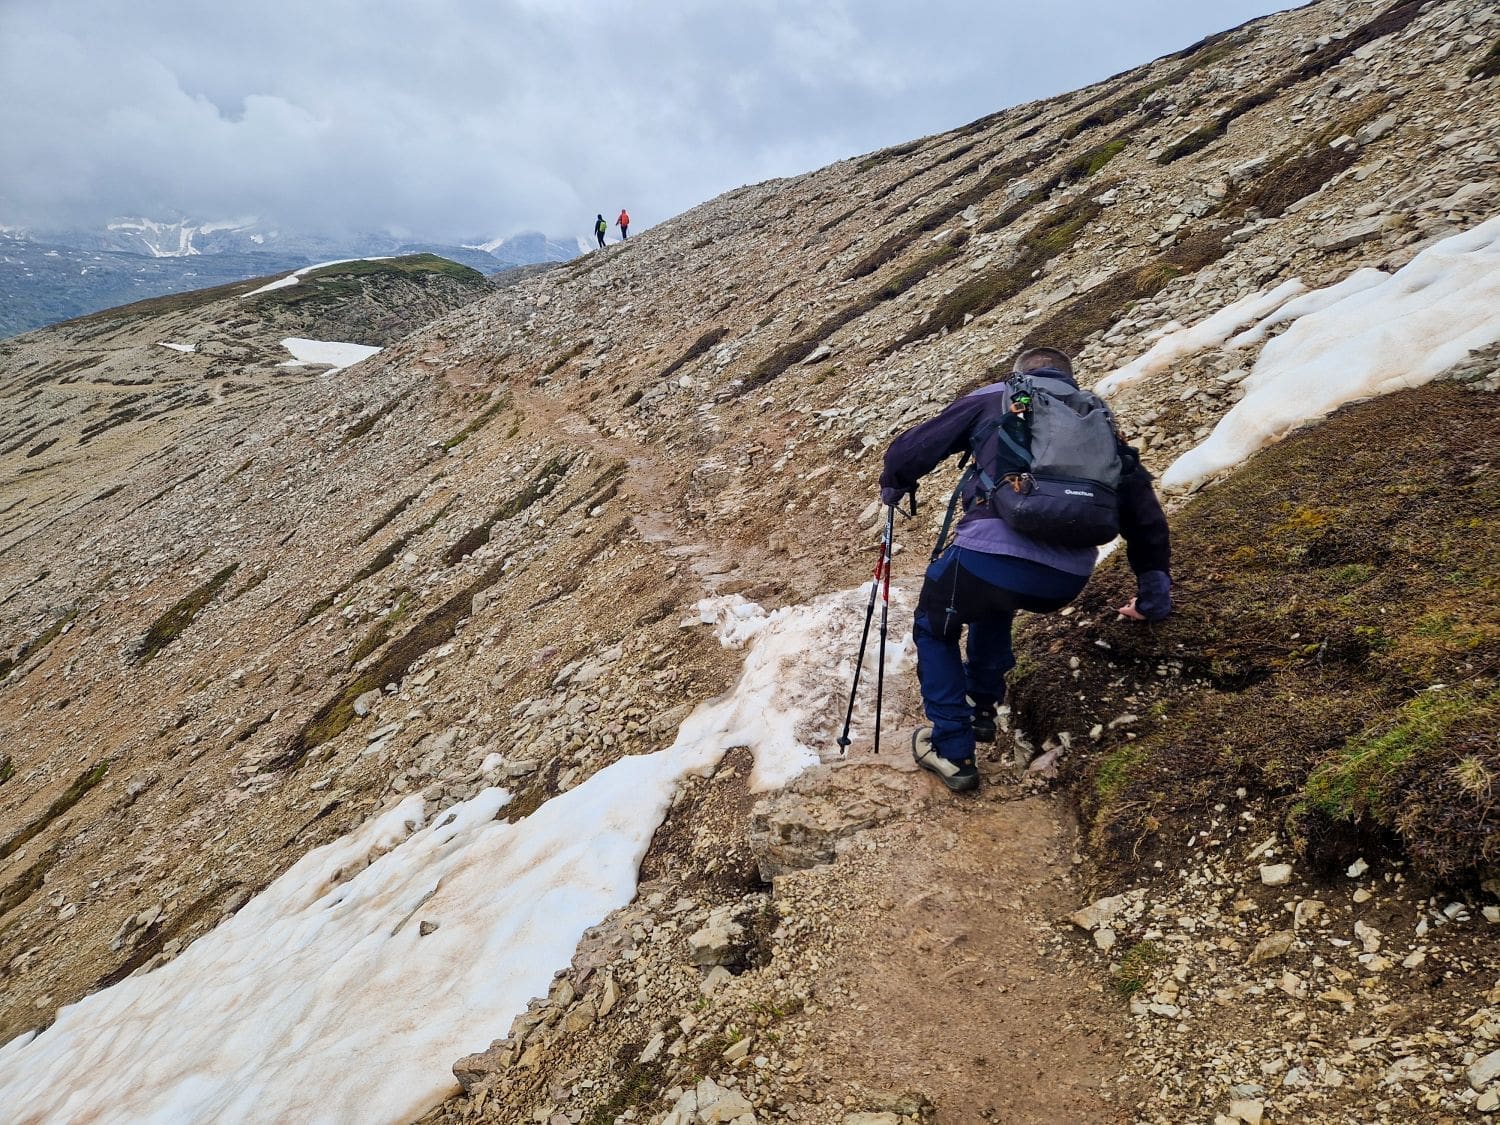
[1116,597,1147,621]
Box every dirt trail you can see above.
[773,725,1132,1120]
[511,382,1133,1118]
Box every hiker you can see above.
[594,214,608,249]
[880,346,1172,792]
[617,208,630,239]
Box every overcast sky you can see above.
[0,0,1292,244]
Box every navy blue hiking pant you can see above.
[914,546,1087,762]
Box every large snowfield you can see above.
[0,590,911,1123]
[4,210,1497,1123]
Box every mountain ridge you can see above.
[0,221,583,337]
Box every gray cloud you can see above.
[0,0,1291,243]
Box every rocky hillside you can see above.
[1,2,1498,1122]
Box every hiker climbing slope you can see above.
[617,208,630,239]
[594,213,608,249]
[880,346,1172,792]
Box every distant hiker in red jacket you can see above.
[617,209,630,239]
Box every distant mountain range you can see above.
[0,218,585,337]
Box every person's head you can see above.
[1012,346,1074,379]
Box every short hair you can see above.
[1013,346,1074,378]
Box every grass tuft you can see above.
[1006,382,1500,882]
[658,327,729,381]
[1114,941,1168,996]
[893,192,1107,352]
[441,391,511,449]
[132,565,239,664]
[1471,37,1500,80]
[0,760,109,864]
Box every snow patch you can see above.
[1164,216,1500,489]
[0,586,909,1123]
[242,257,391,297]
[279,337,381,373]
[1095,281,1307,397]
[156,342,195,353]
[1226,269,1389,350]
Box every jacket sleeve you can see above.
[1116,442,1171,577]
[880,394,990,494]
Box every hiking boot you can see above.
[972,703,998,744]
[912,728,979,793]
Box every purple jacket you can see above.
[881,373,1172,579]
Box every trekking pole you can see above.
[835,514,888,753]
[871,503,896,757]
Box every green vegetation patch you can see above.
[892,191,1107,352]
[131,564,239,664]
[1059,30,1254,142]
[737,234,970,394]
[658,327,729,382]
[248,254,486,313]
[440,391,510,449]
[351,495,458,585]
[1301,688,1494,821]
[856,137,927,173]
[584,1049,668,1125]
[1012,225,1230,363]
[277,564,495,769]
[1007,382,1500,882]
[0,605,78,680]
[1234,142,1361,219]
[846,149,1041,280]
[62,278,269,327]
[1113,940,1168,996]
[350,587,415,666]
[357,490,422,544]
[870,142,980,204]
[443,454,569,566]
[343,391,412,445]
[1062,137,1129,183]
[1295,0,1431,82]
[541,340,591,378]
[0,847,59,920]
[1471,37,1500,80]
[0,760,108,863]
[815,203,865,235]
[277,456,572,767]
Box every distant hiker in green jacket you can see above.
[594,214,608,249]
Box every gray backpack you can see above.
[972,374,1123,547]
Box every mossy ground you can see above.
[248,254,486,314]
[1008,382,1499,884]
[1472,37,1500,80]
[133,565,239,664]
[277,457,572,767]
